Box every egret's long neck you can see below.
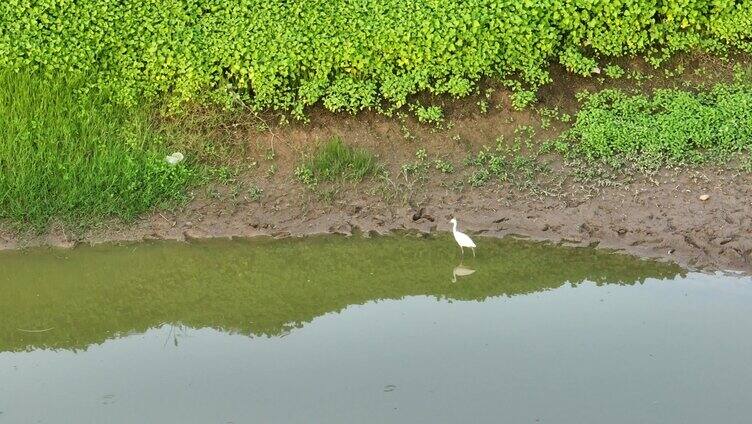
[452,221,458,233]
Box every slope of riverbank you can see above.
[3,57,751,273]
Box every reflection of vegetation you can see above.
[0,236,682,352]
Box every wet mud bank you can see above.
[2,166,751,275]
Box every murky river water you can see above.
[1,236,751,423]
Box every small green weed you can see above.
[664,63,686,78]
[733,64,752,84]
[248,185,264,201]
[412,105,444,125]
[396,112,416,141]
[468,168,491,187]
[510,89,537,110]
[537,107,571,128]
[401,149,454,176]
[604,65,625,79]
[266,164,278,178]
[294,165,316,187]
[208,166,237,185]
[434,158,455,174]
[477,99,489,114]
[401,149,430,176]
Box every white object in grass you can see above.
[165,152,185,166]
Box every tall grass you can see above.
[0,72,192,230]
[295,137,377,186]
[310,137,377,181]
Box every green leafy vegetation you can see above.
[3,0,750,115]
[510,89,538,111]
[0,72,192,230]
[3,0,752,232]
[296,137,377,186]
[556,83,752,169]
[412,105,444,125]
[604,65,625,79]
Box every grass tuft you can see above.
[0,72,192,230]
[297,137,377,186]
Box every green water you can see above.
[1,235,751,423]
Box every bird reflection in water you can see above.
[452,263,476,283]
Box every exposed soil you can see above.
[2,56,751,273]
[4,165,749,273]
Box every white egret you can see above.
[450,218,476,257]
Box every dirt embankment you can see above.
[2,58,751,273]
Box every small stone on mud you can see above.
[52,238,77,249]
[617,228,627,235]
[332,223,352,235]
[699,194,710,201]
[541,224,550,231]
[185,221,193,228]
[412,207,425,221]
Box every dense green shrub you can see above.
[557,83,752,167]
[0,72,192,229]
[1,1,751,115]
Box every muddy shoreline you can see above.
[2,165,751,274]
